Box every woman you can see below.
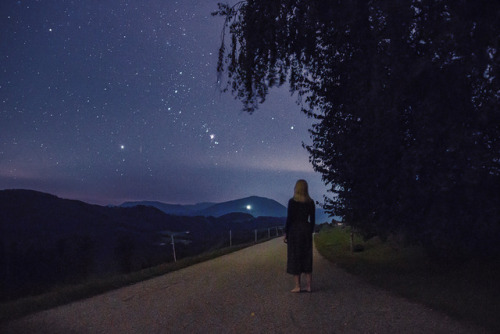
[284,179,315,293]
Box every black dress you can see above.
[285,198,315,275]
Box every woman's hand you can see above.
[283,233,287,243]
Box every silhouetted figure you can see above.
[284,179,315,292]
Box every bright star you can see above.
[246,205,252,210]
[120,145,125,150]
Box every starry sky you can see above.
[0,0,327,207]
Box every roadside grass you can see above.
[0,240,263,324]
[315,226,500,333]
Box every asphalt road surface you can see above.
[1,237,489,333]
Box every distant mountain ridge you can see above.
[121,196,333,223]
[120,200,216,216]
[120,196,288,218]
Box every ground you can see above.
[1,238,490,333]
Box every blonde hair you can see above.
[293,179,312,203]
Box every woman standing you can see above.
[284,179,315,293]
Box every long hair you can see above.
[293,179,313,203]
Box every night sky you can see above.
[0,0,327,207]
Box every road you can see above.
[1,237,489,333]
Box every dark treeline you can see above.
[214,1,500,257]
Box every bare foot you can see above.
[291,287,301,293]
[304,288,312,293]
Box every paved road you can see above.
[1,237,489,333]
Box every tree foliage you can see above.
[214,0,500,256]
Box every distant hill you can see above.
[120,201,215,216]
[120,196,336,223]
[120,196,287,218]
[197,196,287,217]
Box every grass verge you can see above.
[0,241,263,324]
[315,226,500,333]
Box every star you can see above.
[0,0,325,207]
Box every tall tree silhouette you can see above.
[214,0,500,256]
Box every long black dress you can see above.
[285,198,315,275]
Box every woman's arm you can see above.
[284,199,293,243]
[310,201,316,234]
[285,199,292,236]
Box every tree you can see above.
[214,0,500,256]
[115,235,135,273]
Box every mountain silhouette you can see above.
[120,195,287,218]
[121,196,335,223]
[197,196,287,217]
[120,200,215,216]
